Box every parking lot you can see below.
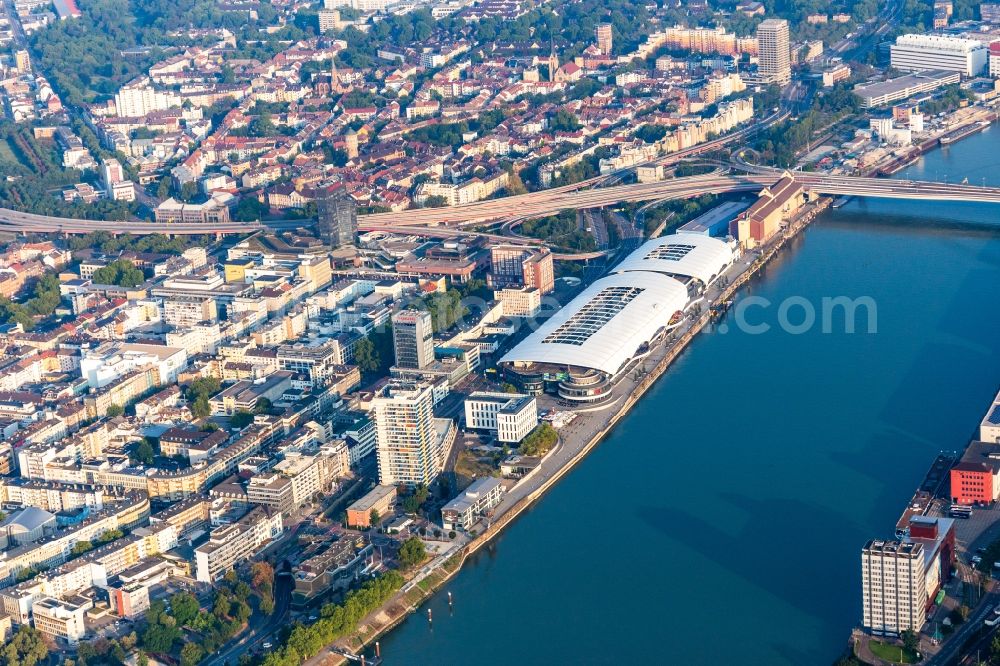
[940,500,1000,561]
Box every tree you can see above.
[131,438,156,465]
[121,632,138,651]
[520,423,558,456]
[369,509,381,527]
[213,591,232,619]
[232,599,252,624]
[635,124,667,143]
[505,166,528,195]
[401,484,430,514]
[253,397,272,414]
[191,395,211,419]
[180,643,203,666]
[92,259,145,288]
[234,581,251,601]
[141,620,179,654]
[398,537,426,570]
[259,595,275,615]
[233,196,266,222]
[250,111,277,137]
[169,592,200,626]
[187,377,220,419]
[0,626,48,666]
[901,629,918,654]
[323,145,349,167]
[179,181,199,203]
[354,336,381,375]
[422,195,449,208]
[547,109,581,133]
[230,409,254,428]
[106,403,124,418]
[71,540,93,556]
[251,562,274,589]
[95,528,123,544]
[77,643,96,666]
[991,633,1000,662]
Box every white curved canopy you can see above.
[614,233,737,285]
[500,271,688,376]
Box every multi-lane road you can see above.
[357,171,1000,228]
[5,170,1000,237]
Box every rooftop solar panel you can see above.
[541,286,644,346]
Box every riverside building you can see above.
[890,34,987,76]
[861,540,927,636]
[464,392,538,443]
[374,381,448,487]
[500,234,737,403]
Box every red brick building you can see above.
[950,441,1000,505]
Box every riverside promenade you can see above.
[310,197,832,665]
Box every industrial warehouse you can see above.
[500,232,739,403]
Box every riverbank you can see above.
[309,196,832,665]
[868,106,997,177]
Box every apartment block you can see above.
[441,477,505,531]
[374,381,446,487]
[194,506,283,583]
[861,540,927,635]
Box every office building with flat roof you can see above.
[32,595,91,644]
[980,386,1000,442]
[489,245,554,295]
[890,34,986,76]
[346,485,397,528]
[854,70,962,108]
[950,440,1000,505]
[464,392,538,443]
[392,310,435,370]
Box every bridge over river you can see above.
[3,170,1000,236]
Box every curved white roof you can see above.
[500,271,688,376]
[613,234,736,285]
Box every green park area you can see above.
[868,640,918,664]
[0,138,26,168]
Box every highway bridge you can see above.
[4,171,1000,236]
[358,171,1000,228]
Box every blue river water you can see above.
[378,128,1000,664]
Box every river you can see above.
[377,127,1000,665]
